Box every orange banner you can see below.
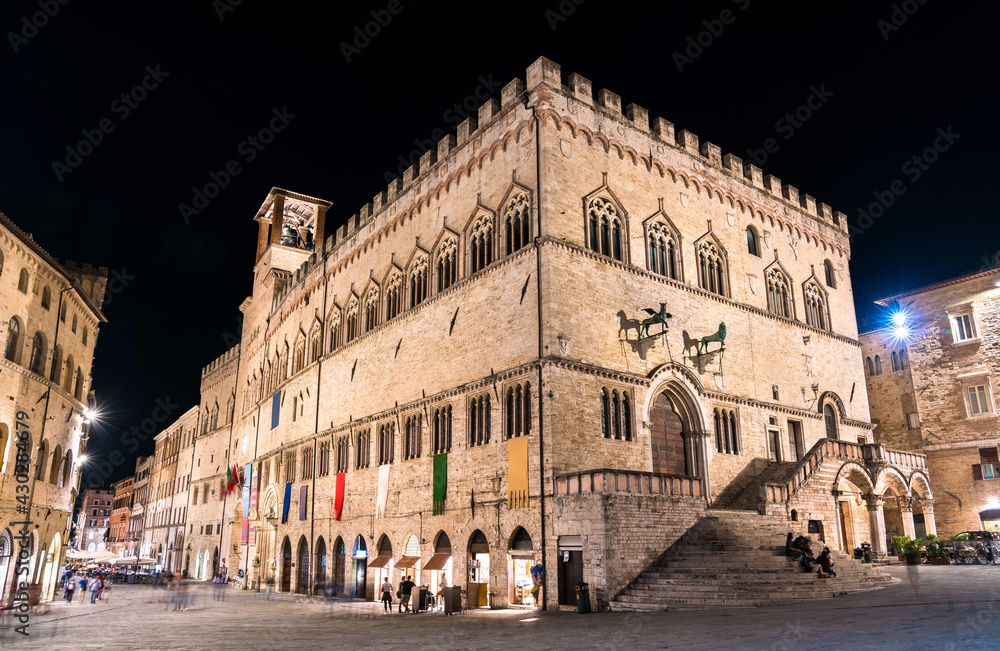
[507,436,528,509]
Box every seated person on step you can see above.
[816,547,837,578]
[785,532,804,560]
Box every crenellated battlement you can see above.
[201,343,241,379]
[317,56,847,268]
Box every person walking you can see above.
[380,577,393,613]
[88,575,102,604]
[78,576,88,603]
[64,575,75,603]
[400,575,415,614]
[101,576,113,603]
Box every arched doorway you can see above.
[507,527,534,606]
[397,534,421,587]
[467,530,490,608]
[333,537,346,596]
[315,537,327,590]
[369,535,393,594]
[351,535,367,599]
[280,537,292,592]
[296,537,309,594]
[425,531,453,598]
[0,529,12,601]
[647,381,702,477]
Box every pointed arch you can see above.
[763,259,795,319]
[694,231,729,297]
[642,204,683,280]
[464,202,497,274]
[583,179,630,263]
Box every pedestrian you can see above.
[88,575,101,604]
[102,576,113,603]
[816,547,837,578]
[381,577,394,613]
[400,575,415,614]
[529,562,544,608]
[78,576,88,603]
[265,575,275,601]
[64,575,75,603]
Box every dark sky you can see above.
[2,1,997,484]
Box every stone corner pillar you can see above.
[920,498,937,536]
[865,494,887,559]
[900,496,916,539]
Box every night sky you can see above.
[1,1,996,485]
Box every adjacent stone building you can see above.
[131,57,930,608]
[108,476,133,554]
[77,487,113,553]
[0,211,107,604]
[862,266,1000,536]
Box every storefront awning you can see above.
[423,553,451,571]
[979,508,1000,521]
[395,555,420,569]
[558,535,583,551]
[508,550,533,559]
[367,555,392,568]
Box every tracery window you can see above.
[470,215,494,273]
[410,257,428,308]
[505,193,530,256]
[468,393,491,447]
[318,441,330,476]
[378,422,394,465]
[697,241,726,296]
[301,447,314,480]
[433,405,452,454]
[713,407,739,454]
[385,272,402,321]
[404,414,422,460]
[293,339,306,374]
[647,222,678,279]
[437,239,458,292]
[505,381,531,439]
[328,313,341,352]
[365,286,380,332]
[600,388,633,441]
[310,328,321,363]
[355,429,370,469]
[587,198,623,261]
[346,301,358,342]
[803,282,828,331]
[766,269,792,318]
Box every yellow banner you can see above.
[507,436,529,509]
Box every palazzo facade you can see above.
[132,57,931,608]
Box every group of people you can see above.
[380,576,418,614]
[785,533,838,578]
[63,571,113,604]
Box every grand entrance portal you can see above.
[280,537,292,592]
[648,383,702,477]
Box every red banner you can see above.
[334,472,345,521]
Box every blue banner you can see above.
[271,392,281,429]
[281,482,292,524]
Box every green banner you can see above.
[433,453,447,515]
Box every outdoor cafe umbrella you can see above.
[110,556,156,565]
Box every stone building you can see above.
[108,476,133,554]
[0,211,107,604]
[861,266,1000,536]
[133,57,930,608]
[128,456,151,558]
[143,408,197,573]
[78,487,113,553]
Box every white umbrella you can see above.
[110,556,156,565]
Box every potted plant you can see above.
[902,537,923,564]
[891,535,911,561]
[924,534,950,565]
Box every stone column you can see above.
[920,498,937,536]
[865,494,887,559]
[270,194,286,247]
[686,430,711,502]
[313,204,326,253]
[256,217,271,260]
[900,496,916,539]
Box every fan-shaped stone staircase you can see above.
[611,510,898,611]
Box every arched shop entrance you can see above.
[315,537,327,590]
[351,535,367,599]
[332,537,346,596]
[424,531,452,599]
[368,535,393,592]
[395,534,421,589]
[280,537,292,592]
[467,530,490,608]
[507,527,534,606]
[296,537,309,594]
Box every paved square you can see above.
[3,565,999,650]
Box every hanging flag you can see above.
[508,436,529,509]
[281,482,292,524]
[470,488,475,520]
[433,453,447,515]
[375,465,389,519]
[334,472,345,521]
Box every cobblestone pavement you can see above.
[2,564,999,650]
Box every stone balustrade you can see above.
[553,468,702,498]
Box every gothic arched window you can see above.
[437,239,458,292]
[4,317,20,362]
[587,198,624,261]
[804,282,828,331]
[697,241,727,296]
[824,260,836,288]
[766,269,792,319]
[385,273,402,321]
[505,193,530,256]
[647,222,678,279]
[747,227,760,257]
[410,257,428,308]
[365,286,380,332]
[470,215,493,274]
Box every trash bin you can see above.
[853,547,864,560]
[860,542,872,564]
[575,582,591,614]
